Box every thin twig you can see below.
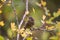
[36,2,56,32]
[17,0,29,40]
[11,0,19,26]
[36,2,49,15]
[11,0,19,40]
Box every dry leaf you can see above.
[0,21,4,26]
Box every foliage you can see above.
[0,0,60,40]
[0,36,4,40]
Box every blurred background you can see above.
[0,0,60,40]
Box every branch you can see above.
[17,0,29,40]
[36,2,49,15]
[11,0,19,26]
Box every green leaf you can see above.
[26,37,33,40]
[49,36,58,40]
[0,36,4,40]
[42,31,49,40]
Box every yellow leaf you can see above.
[8,0,11,3]
[49,36,58,40]
[0,10,2,14]
[42,15,46,20]
[56,22,60,29]
[0,21,4,26]
[7,3,11,6]
[19,28,25,34]
[25,30,32,35]
[32,8,35,14]
[26,37,33,40]
[47,26,55,30]
[7,0,11,6]
[53,9,60,17]
[47,13,51,16]
[57,32,60,36]
[41,0,46,7]
[49,36,55,39]
[25,29,32,35]
[57,9,60,14]
[49,17,54,21]
[21,32,27,38]
[0,4,3,8]
[11,22,16,31]
[21,28,32,38]
[1,0,6,2]
[46,21,51,24]
[35,2,41,7]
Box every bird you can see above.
[24,17,34,29]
